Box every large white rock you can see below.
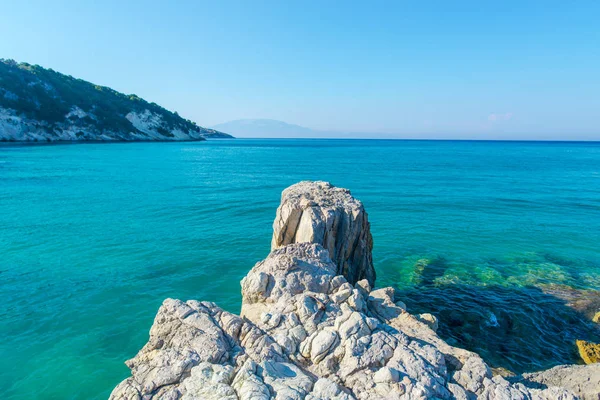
[271,181,375,285]
[110,243,587,399]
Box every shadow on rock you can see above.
[399,283,600,374]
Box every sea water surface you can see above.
[1,139,600,399]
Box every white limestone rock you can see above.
[112,241,582,399]
[515,364,600,400]
[271,181,375,285]
[416,313,439,332]
[181,362,236,400]
[240,243,336,322]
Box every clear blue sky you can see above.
[1,1,599,139]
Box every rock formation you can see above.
[576,340,600,365]
[111,181,599,400]
[271,181,375,286]
[513,364,600,400]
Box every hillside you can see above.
[0,59,233,142]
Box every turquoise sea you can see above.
[1,139,600,399]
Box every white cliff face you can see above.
[125,110,204,141]
[110,182,599,400]
[65,106,89,119]
[0,107,103,141]
[0,107,207,142]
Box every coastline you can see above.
[3,137,600,144]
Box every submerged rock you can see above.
[110,181,599,400]
[491,367,516,378]
[411,258,430,285]
[540,284,600,322]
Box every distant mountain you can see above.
[212,118,396,139]
[212,119,319,138]
[0,59,233,142]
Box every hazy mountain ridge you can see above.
[212,119,317,138]
[0,59,233,142]
[212,118,396,139]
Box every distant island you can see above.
[0,59,233,142]
[212,118,399,139]
[212,119,318,138]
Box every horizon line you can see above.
[226,137,600,143]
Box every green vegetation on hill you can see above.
[0,59,231,139]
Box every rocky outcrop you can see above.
[576,340,600,365]
[514,364,600,400]
[110,182,600,400]
[271,181,375,286]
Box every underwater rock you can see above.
[401,280,600,376]
[540,284,600,321]
[411,258,430,285]
[491,367,515,377]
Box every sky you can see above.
[1,0,599,140]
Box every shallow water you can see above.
[1,139,600,399]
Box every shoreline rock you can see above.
[110,181,599,399]
[576,340,600,365]
[513,364,600,400]
[271,181,375,286]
